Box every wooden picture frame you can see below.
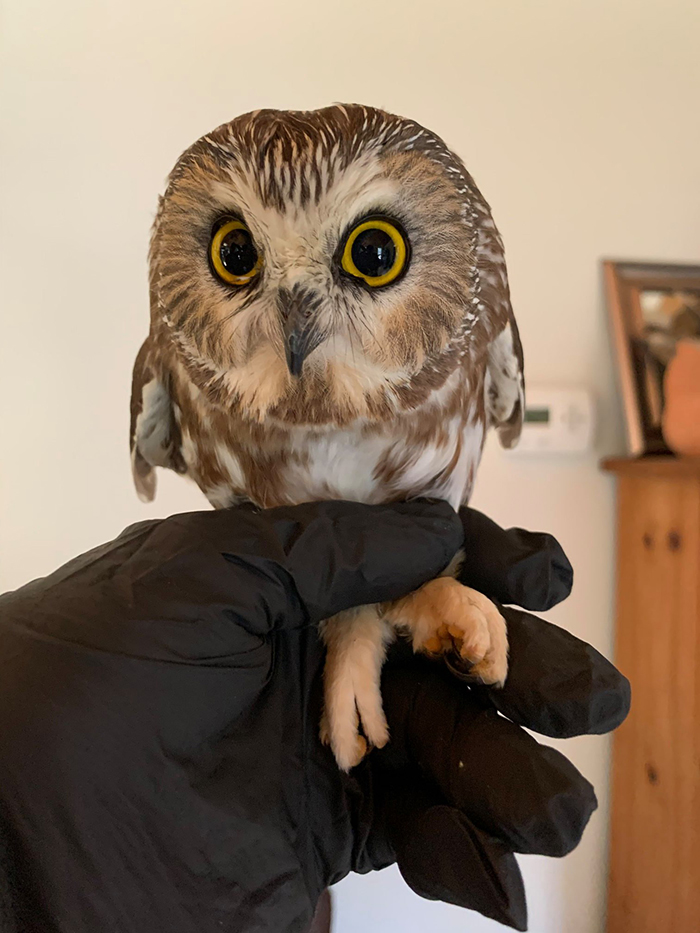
[603,260,700,456]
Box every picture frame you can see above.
[603,260,700,456]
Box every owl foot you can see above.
[387,577,508,687]
[321,606,392,772]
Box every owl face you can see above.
[152,106,482,424]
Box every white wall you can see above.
[1,1,699,931]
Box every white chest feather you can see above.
[276,415,482,510]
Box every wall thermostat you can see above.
[506,386,595,455]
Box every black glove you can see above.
[0,501,629,933]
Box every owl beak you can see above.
[278,286,324,378]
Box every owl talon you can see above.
[328,729,372,772]
[424,636,442,653]
[319,710,330,747]
[470,656,507,688]
[337,735,369,772]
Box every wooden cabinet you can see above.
[603,458,700,933]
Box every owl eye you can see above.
[340,217,409,287]
[210,218,262,286]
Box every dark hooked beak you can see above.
[278,285,324,377]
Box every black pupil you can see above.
[351,228,397,278]
[219,227,258,278]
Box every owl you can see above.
[130,105,524,770]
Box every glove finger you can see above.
[104,499,463,642]
[382,661,597,857]
[457,507,573,610]
[385,777,527,931]
[186,499,462,627]
[257,499,463,624]
[5,500,462,662]
[446,606,631,737]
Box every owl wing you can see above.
[476,219,525,448]
[485,314,524,449]
[129,337,185,501]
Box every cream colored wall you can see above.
[1,1,699,930]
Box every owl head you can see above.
[148,104,519,428]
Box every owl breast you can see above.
[283,417,484,509]
[178,405,484,512]
[167,350,488,512]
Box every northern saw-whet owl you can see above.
[130,105,524,770]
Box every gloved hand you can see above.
[0,501,629,933]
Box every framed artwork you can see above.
[604,260,700,455]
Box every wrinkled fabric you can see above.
[0,501,629,933]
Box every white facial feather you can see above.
[197,157,420,415]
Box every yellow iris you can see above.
[341,218,408,287]
[210,219,263,286]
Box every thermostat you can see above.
[506,386,595,455]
